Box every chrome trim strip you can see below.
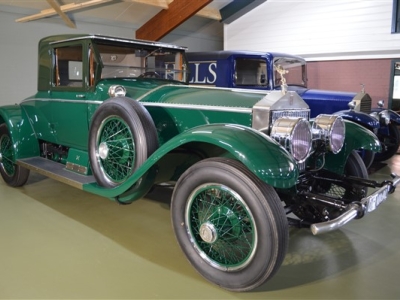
[21,98,103,105]
[20,96,251,113]
[141,102,252,113]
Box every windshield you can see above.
[95,42,189,83]
[273,57,307,88]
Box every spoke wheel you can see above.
[0,124,29,187]
[187,183,256,271]
[171,158,288,292]
[89,97,158,188]
[97,116,135,184]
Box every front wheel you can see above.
[0,124,29,187]
[171,158,288,292]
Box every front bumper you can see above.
[311,173,400,235]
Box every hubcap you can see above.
[98,142,109,159]
[199,222,218,243]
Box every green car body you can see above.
[0,34,397,292]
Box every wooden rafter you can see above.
[124,0,221,20]
[15,0,113,23]
[136,0,213,41]
[46,0,76,28]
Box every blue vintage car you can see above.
[187,51,400,167]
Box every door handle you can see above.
[76,94,86,98]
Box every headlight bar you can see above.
[313,115,345,154]
[270,117,312,162]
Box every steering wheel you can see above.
[138,71,161,78]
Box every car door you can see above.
[48,42,91,150]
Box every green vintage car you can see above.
[0,34,398,291]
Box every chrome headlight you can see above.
[108,85,126,98]
[313,115,345,154]
[378,110,390,126]
[348,100,356,110]
[270,117,312,162]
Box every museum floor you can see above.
[1,155,400,299]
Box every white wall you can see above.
[0,7,222,105]
[224,0,399,61]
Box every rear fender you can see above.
[83,123,299,199]
[0,105,40,159]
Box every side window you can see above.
[234,58,267,86]
[53,45,83,87]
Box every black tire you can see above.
[89,97,158,188]
[344,150,369,197]
[374,123,400,162]
[358,149,375,169]
[171,157,288,292]
[0,124,30,187]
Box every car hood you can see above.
[296,88,357,102]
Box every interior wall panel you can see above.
[224,0,397,61]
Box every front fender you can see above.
[371,108,400,124]
[334,110,380,129]
[83,124,299,199]
[324,120,381,173]
[388,110,400,124]
[0,105,39,159]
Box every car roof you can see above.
[39,34,188,51]
[186,50,305,62]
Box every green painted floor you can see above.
[1,155,400,299]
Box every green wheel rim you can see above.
[0,133,15,177]
[185,183,257,271]
[96,116,135,184]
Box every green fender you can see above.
[323,120,381,173]
[83,123,299,200]
[0,105,40,160]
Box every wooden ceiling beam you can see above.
[127,0,172,9]
[196,6,221,20]
[15,0,112,23]
[136,0,213,41]
[46,0,76,28]
[125,0,220,20]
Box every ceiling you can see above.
[0,0,235,40]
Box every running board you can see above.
[17,157,95,189]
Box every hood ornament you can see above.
[360,83,365,94]
[275,64,288,95]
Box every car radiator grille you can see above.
[360,97,372,114]
[271,110,310,124]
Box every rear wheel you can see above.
[0,124,29,187]
[171,158,288,292]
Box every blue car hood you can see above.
[293,88,357,117]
